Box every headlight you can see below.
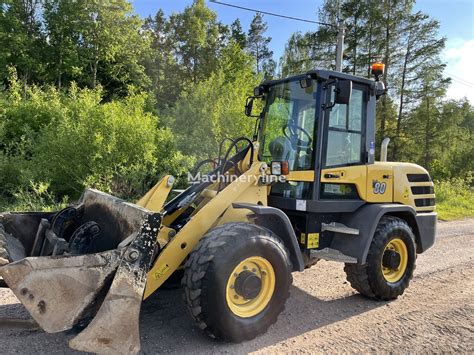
[271,161,282,175]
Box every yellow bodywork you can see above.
[144,162,267,298]
[139,151,434,300]
[320,162,435,211]
[136,175,175,211]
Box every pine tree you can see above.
[280,32,314,76]
[230,19,246,49]
[377,0,414,141]
[143,9,180,108]
[247,13,274,75]
[403,66,449,168]
[168,0,221,85]
[391,11,447,160]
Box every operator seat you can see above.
[269,136,292,161]
[269,136,314,170]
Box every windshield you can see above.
[260,80,317,171]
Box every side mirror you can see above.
[335,80,352,105]
[245,97,254,117]
[299,77,312,89]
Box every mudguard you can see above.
[233,202,305,271]
[330,204,436,264]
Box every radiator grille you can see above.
[407,173,431,182]
[414,198,435,207]
[411,186,434,195]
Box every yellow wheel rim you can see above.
[225,256,275,318]
[381,238,408,283]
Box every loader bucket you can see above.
[0,189,162,354]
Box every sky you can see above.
[131,0,474,102]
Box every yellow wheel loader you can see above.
[0,65,436,353]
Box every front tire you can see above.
[182,222,292,342]
[344,216,416,300]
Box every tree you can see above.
[0,0,45,90]
[78,0,151,96]
[168,41,258,160]
[401,67,449,169]
[145,0,229,108]
[231,19,246,49]
[247,13,274,76]
[391,12,447,159]
[377,0,414,140]
[168,0,221,85]
[43,0,85,89]
[143,9,181,108]
[280,32,312,77]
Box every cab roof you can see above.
[261,69,375,88]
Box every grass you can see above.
[435,176,474,221]
[0,181,68,212]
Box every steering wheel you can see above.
[283,124,313,149]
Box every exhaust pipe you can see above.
[380,137,390,162]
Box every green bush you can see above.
[0,181,68,212]
[435,173,474,220]
[0,79,193,205]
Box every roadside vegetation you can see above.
[435,175,474,221]
[0,0,472,219]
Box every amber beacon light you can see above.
[371,62,385,81]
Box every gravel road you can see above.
[0,219,473,354]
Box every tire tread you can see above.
[182,222,292,341]
[344,216,416,301]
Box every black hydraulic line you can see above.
[217,137,237,165]
[163,146,251,216]
[219,137,253,177]
[191,158,218,175]
[217,137,254,192]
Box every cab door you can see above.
[319,83,369,202]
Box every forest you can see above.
[0,0,473,219]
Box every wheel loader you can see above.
[0,64,436,354]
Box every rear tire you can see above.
[344,216,416,300]
[182,222,292,342]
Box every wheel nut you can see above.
[128,250,139,261]
[234,295,239,299]
[243,266,248,270]
[252,268,256,273]
[230,285,234,289]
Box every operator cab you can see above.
[248,69,383,210]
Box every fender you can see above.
[233,203,304,271]
[330,204,424,264]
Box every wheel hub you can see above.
[381,238,408,283]
[382,249,401,270]
[225,256,276,318]
[234,270,262,299]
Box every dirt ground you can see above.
[0,219,473,354]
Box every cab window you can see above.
[324,87,365,167]
[261,80,316,171]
